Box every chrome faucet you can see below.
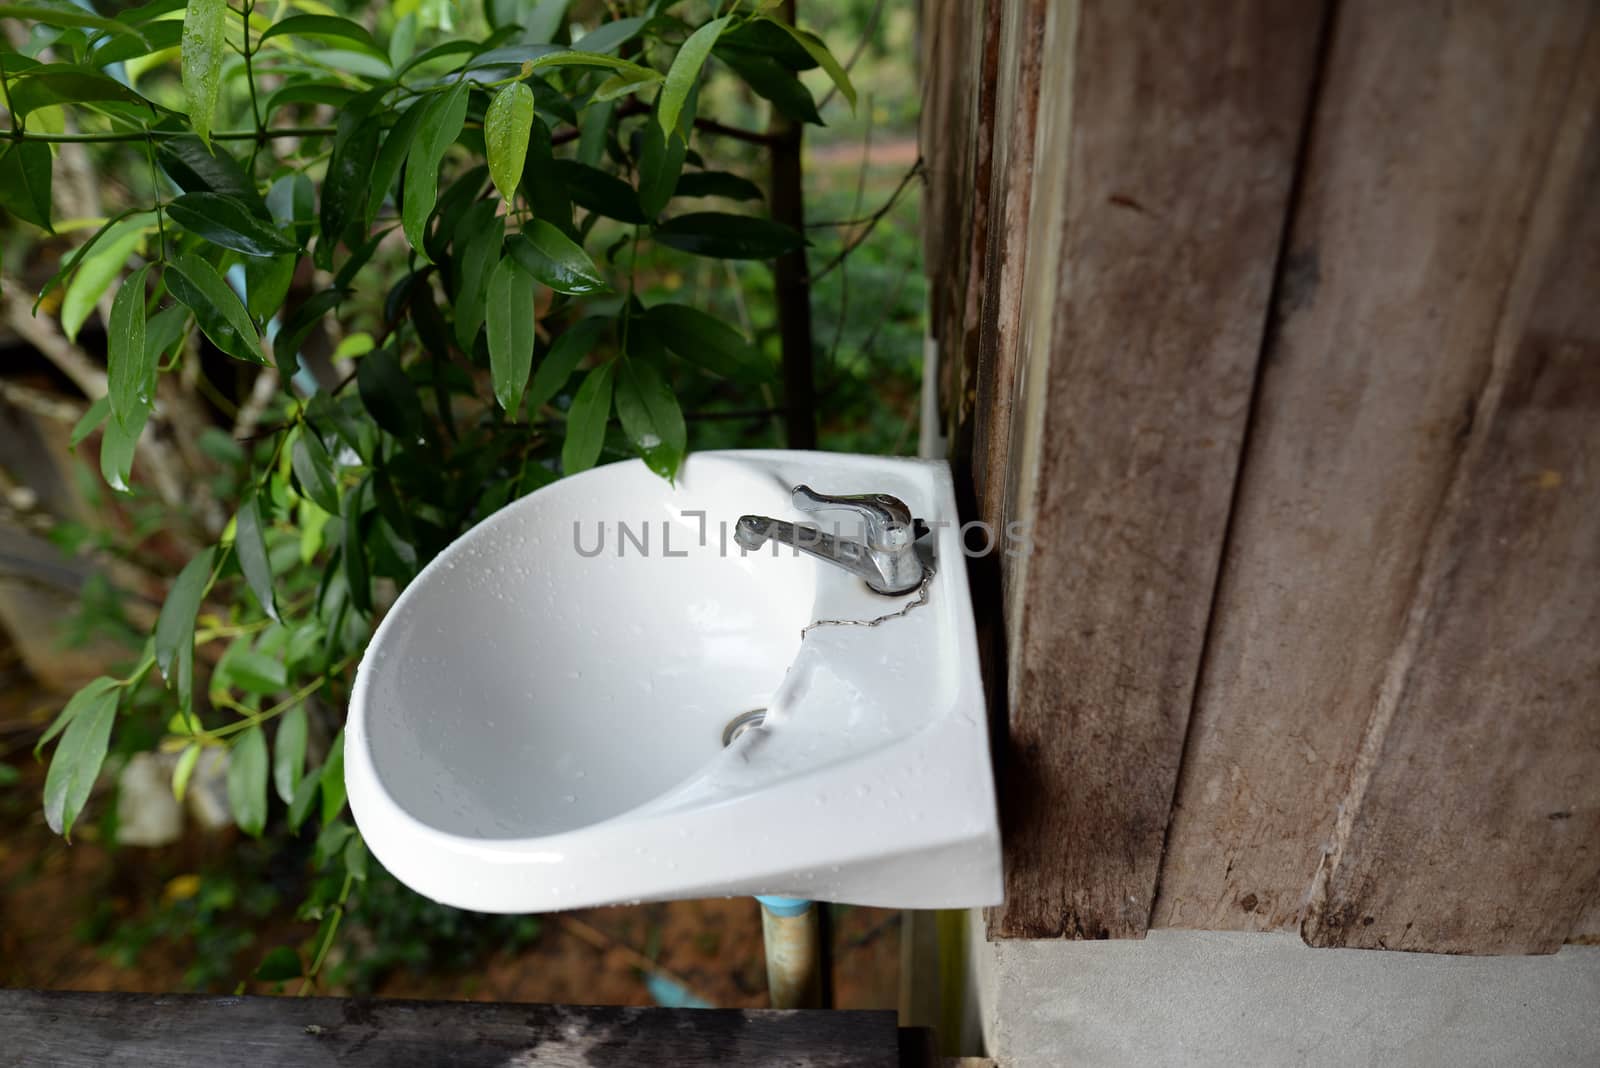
[735,485,928,595]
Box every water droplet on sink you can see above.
[561,794,576,804]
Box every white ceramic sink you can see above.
[346,450,1001,912]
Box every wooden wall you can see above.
[924,0,1600,953]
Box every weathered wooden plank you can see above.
[1301,28,1600,953]
[1153,0,1600,938]
[920,0,993,453]
[0,991,901,1068]
[985,0,1326,939]
[965,0,1048,541]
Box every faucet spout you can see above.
[736,487,928,596]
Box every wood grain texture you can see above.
[985,0,1325,939]
[1301,19,1600,953]
[0,991,902,1068]
[1153,0,1600,940]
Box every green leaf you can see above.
[638,120,687,221]
[0,4,149,39]
[529,317,605,414]
[485,81,534,203]
[262,81,357,118]
[508,221,607,295]
[452,202,505,350]
[576,16,647,55]
[91,16,184,67]
[70,395,110,448]
[155,546,215,686]
[41,683,117,838]
[659,15,729,137]
[273,704,307,806]
[290,430,340,515]
[577,98,613,169]
[718,18,820,70]
[60,223,145,341]
[259,15,387,60]
[655,212,805,259]
[228,725,268,837]
[172,743,201,804]
[100,407,145,493]
[288,771,319,831]
[773,20,856,109]
[157,137,266,212]
[35,676,118,758]
[675,170,764,201]
[144,305,191,367]
[181,0,227,146]
[645,303,775,383]
[486,255,536,413]
[320,729,347,826]
[357,348,425,441]
[5,64,152,119]
[166,252,264,364]
[254,946,303,982]
[0,141,54,232]
[235,494,278,622]
[267,174,317,246]
[402,79,471,259]
[562,362,615,475]
[321,102,382,257]
[245,253,296,323]
[593,67,664,104]
[365,101,428,225]
[343,834,368,881]
[716,48,822,125]
[519,114,571,233]
[552,160,646,224]
[222,649,287,694]
[616,358,686,482]
[167,193,300,258]
[106,265,152,435]
[422,163,489,265]
[528,50,657,79]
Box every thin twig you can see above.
[807,157,924,285]
[826,97,874,379]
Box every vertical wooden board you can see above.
[1152,0,1598,934]
[971,0,1049,536]
[1303,58,1600,954]
[987,0,1324,939]
[920,0,995,445]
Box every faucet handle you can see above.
[791,484,915,552]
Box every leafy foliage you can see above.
[4,0,854,990]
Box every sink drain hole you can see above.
[722,708,768,747]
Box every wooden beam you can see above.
[1153,0,1600,943]
[0,991,905,1068]
[985,0,1326,939]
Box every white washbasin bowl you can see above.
[346,450,1001,912]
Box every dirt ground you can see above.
[0,638,898,1010]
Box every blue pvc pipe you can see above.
[755,894,813,917]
